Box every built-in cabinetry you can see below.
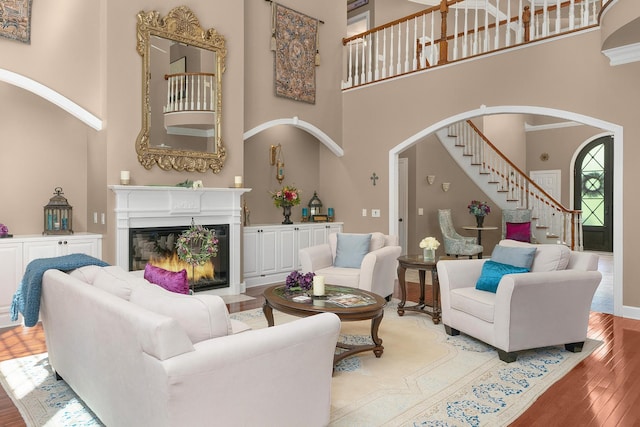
[0,233,103,328]
[244,223,343,287]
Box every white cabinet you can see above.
[23,235,102,264]
[0,233,102,328]
[243,227,279,282]
[244,223,342,287]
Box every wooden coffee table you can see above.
[263,284,386,365]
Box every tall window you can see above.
[580,143,605,226]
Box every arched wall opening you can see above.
[389,105,623,317]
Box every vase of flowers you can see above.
[419,236,440,261]
[285,270,315,294]
[271,185,301,224]
[0,224,8,238]
[468,200,491,227]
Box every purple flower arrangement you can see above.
[285,271,315,292]
[0,224,8,236]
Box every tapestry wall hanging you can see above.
[273,3,318,104]
[0,0,33,44]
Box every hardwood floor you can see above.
[0,283,638,426]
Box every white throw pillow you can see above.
[498,239,571,272]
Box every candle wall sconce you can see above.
[426,175,436,185]
[442,182,450,192]
[269,144,285,183]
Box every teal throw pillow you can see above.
[475,260,529,293]
[491,245,536,270]
[334,233,372,268]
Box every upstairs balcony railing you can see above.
[449,119,583,250]
[342,0,602,89]
[164,72,216,113]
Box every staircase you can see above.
[436,120,583,250]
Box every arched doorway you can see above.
[574,136,614,252]
[388,105,623,317]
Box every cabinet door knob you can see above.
[58,241,63,245]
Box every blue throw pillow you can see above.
[334,233,372,268]
[491,245,536,270]
[475,260,529,293]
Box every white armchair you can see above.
[437,240,602,362]
[299,232,401,298]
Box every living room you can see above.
[0,0,639,423]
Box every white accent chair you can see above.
[437,240,602,362]
[299,232,402,299]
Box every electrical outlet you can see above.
[418,208,424,216]
[362,209,367,217]
[372,209,381,218]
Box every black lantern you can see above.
[308,191,327,222]
[43,187,73,235]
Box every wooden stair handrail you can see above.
[465,120,581,216]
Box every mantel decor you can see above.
[0,0,33,44]
[272,2,318,104]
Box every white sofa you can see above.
[40,265,341,427]
[437,240,602,362]
[299,232,402,298]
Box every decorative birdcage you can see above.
[43,187,73,235]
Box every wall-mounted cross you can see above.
[370,172,379,186]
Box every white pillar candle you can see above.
[313,275,325,296]
[120,171,130,185]
[234,175,243,188]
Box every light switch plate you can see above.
[362,209,367,217]
[372,209,381,218]
[418,208,424,216]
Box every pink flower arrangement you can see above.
[0,224,8,236]
[271,185,301,208]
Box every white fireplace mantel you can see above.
[109,185,250,295]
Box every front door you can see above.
[574,136,613,251]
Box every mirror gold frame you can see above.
[136,6,227,173]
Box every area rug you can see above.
[231,301,601,426]
[0,301,600,426]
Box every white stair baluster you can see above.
[361,35,366,84]
[506,0,511,46]
[543,0,548,37]
[430,13,435,66]
[495,0,500,50]
[405,20,410,73]
[397,23,402,74]
[354,39,360,86]
[484,0,489,52]
[555,0,561,34]
[453,7,459,60]
[389,26,394,77]
[367,34,373,83]
[463,2,468,58]
[382,29,387,79]
[413,18,418,70]
[569,0,575,30]
[421,13,426,67]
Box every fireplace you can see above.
[110,185,249,296]
[130,224,229,291]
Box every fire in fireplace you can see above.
[129,224,229,291]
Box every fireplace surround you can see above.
[110,185,249,295]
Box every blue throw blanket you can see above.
[10,253,109,327]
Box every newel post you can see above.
[522,6,531,43]
[438,0,449,64]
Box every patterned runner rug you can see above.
[0,301,600,426]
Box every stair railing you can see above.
[164,72,216,113]
[448,120,583,250]
[342,0,601,89]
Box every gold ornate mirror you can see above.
[136,6,226,173]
